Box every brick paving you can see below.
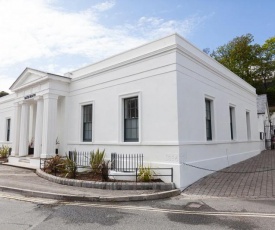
[183,150,275,198]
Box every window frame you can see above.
[205,99,212,141]
[119,92,141,144]
[229,105,236,140]
[6,118,11,142]
[246,111,251,140]
[124,96,139,142]
[81,103,94,142]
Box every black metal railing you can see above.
[67,151,144,172]
[68,151,90,166]
[39,152,173,182]
[111,153,143,172]
[105,167,173,182]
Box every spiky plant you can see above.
[0,145,9,159]
[64,151,77,178]
[90,149,105,174]
[138,166,155,182]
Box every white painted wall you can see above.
[0,94,15,147]
[175,38,262,188]
[66,50,179,166]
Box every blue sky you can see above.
[0,0,274,92]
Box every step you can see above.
[19,158,30,163]
[3,162,37,171]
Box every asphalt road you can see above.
[1,193,275,230]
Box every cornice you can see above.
[11,75,71,92]
[175,44,256,96]
[71,44,178,82]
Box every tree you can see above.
[254,36,275,90]
[211,34,275,106]
[210,34,259,84]
[0,91,8,97]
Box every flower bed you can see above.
[36,168,175,191]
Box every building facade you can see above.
[0,34,264,189]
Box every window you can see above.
[6,118,10,142]
[229,107,236,140]
[205,99,212,141]
[82,104,93,142]
[124,97,139,142]
[246,111,251,140]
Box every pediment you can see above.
[10,67,71,92]
[10,68,48,91]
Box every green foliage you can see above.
[44,155,65,174]
[267,87,275,106]
[100,160,110,182]
[211,33,258,84]
[211,33,275,106]
[90,149,105,174]
[138,166,155,182]
[0,145,9,158]
[64,152,77,178]
[0,91,8,98]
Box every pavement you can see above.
[183,150,275,198]
[0,165,180,202]
[1,149,275,202]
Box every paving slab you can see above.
[0,165,180,201]
[183,150,275,198]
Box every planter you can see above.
[28,147,34,155]
[0,158,8,163]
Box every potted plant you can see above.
[55,137,60,154]
[0,145,9,162]
[28,138,34,155]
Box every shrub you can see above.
[100,160,110,182]
[64,151,77,178]
[90,149,105,174]
[0,145,10,158]
[44,155,65,175]
[138,166,155,182]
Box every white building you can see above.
[257,94,270,149]
[0,34,264,189]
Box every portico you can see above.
[8,68,71,167]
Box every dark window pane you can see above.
[230,107,233,140]
[131,119,137,128]
[126,129,131,139]
[205,100,212,140]
[124,97,138,142]
[6,119,10,142]
[131,129,137,139]
[83,105,93,141]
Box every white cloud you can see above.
[0,0,206,91]
[92,0,115,12]
[0,0,144,68]
[133,16,203,40]
[0,75,14,92]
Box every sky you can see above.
[0,0,274,92]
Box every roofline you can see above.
[9,67,71,90]
[67,33,256,96]
[66,33,178,75]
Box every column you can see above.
[11,103,21,156]
[28,104,36,143]
[34,97,43,158]
[18,102,30,157]
[41,94,58,158]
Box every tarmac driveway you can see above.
[183,150,275,198]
